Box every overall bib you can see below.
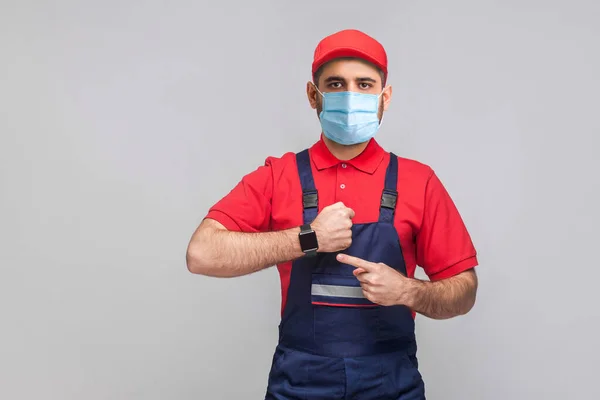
[266,150,425,400]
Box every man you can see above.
[187,29,478,399]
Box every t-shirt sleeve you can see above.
[416,171,478,281]
[204,159,274,233]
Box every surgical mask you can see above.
[314,84,384,145]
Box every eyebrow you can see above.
[323,76,378,84]
[324,75,346,83]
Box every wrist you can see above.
[285,227,305,258]
[399,277,423,308]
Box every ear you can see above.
[381,85,392,111]
[306,81,319,109]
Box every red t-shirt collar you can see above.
[309,134,386,174]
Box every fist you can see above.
[312,202,355,253]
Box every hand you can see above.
[311,202,355,253]
[336,253,414,307]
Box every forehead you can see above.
[318,58,381,80]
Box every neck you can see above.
[323,136,370,161]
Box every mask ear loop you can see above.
[377,88,386,126]
[311,81,325,97]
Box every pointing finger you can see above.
[337,254,373,271]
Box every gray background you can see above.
[1,0,599,399]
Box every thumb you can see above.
[346,207,356,219]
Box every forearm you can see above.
[405,269,478,319]
[186,219,304,277]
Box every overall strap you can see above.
[379,152,398,223]
[296,149,318,224]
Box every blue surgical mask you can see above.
[314,84,384,145]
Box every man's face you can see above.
[307,58,392,121]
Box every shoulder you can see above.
[261,151,299,176]
[263,151,298,168]
[391,154,460,206]
[391,153,435,183]
[249,151,302,183]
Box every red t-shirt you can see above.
[205,137,478,316]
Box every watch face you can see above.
[299,231,318,251]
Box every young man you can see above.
[187,29,479,399]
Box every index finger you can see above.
[336,253,373,270]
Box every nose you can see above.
[346,82,362,92]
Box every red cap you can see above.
[312,29,388,79]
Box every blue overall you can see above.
[265,150,426,399]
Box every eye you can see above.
[359,82,372,89]
[328,82,343,89]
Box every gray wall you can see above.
[1,0,599,399]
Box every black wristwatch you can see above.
[298,223,318,257]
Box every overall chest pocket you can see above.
[310,223,401,307]
[310,223,416,344]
